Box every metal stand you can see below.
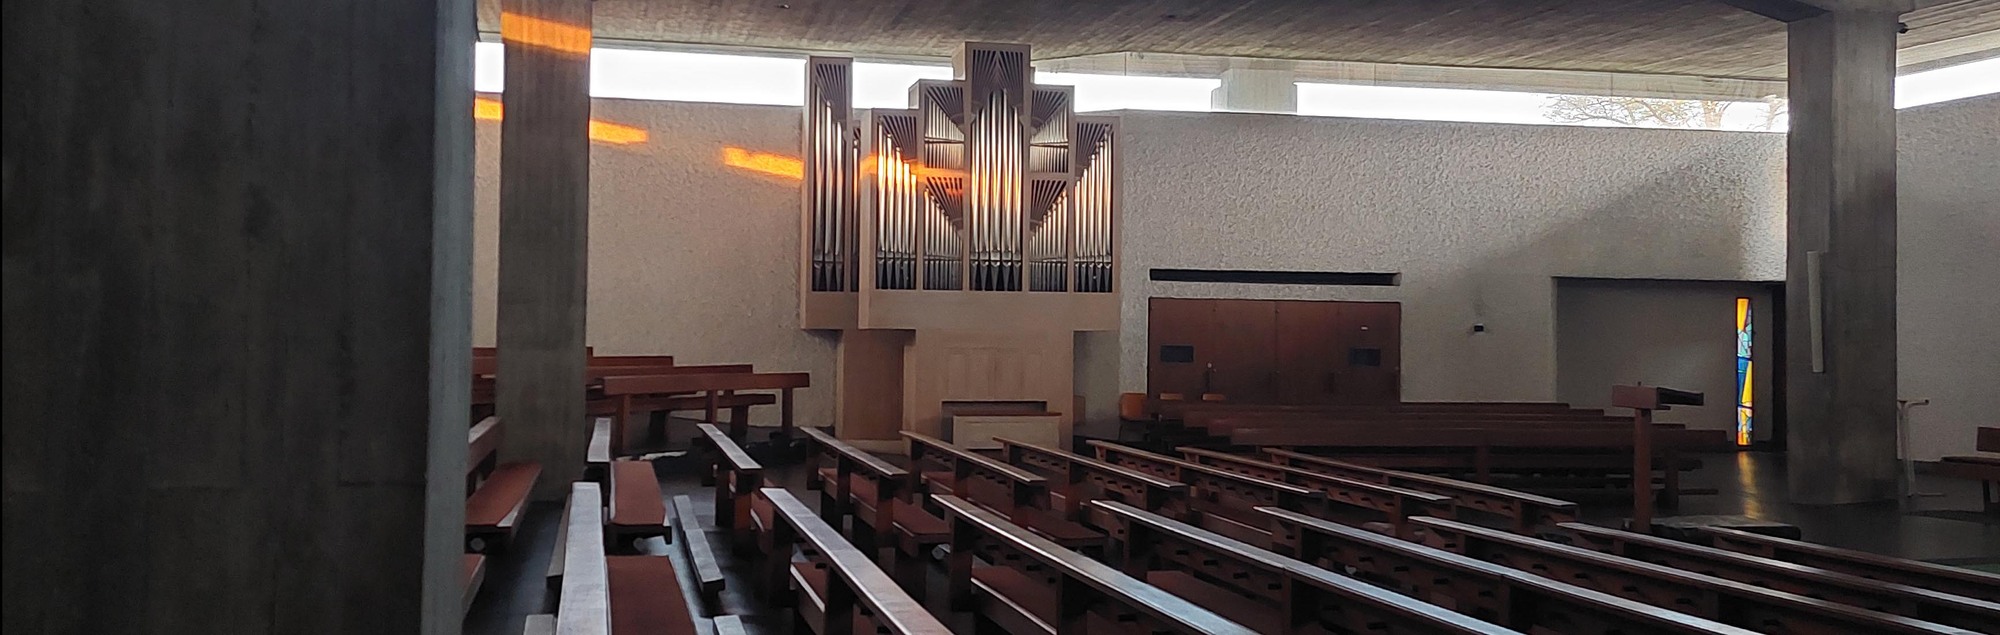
[1897,398,1941,505]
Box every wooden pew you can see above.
[1260,506,1754,635]
[1698,527,2000,603]
[1176,446,1457,537]
[552,482,700,635]
[1410,516,1971,634]
[1561,522,2000,632]
[1935,426,1999,513]
[606,459,668,551]
[997,437,1191,528]
[692,423,764,551]
[750,488,954,635]
[904,431,1105,550]
[1093,499,1521,634]
[600,371,808,453]
[1087,439,1329,545]
[802,427,949,593]
[932,493,1261,635]
[670,494,726,606]
[1152,400,1579,422]
[1264,447,1580,535]
[466,416,542,553]
[585,418,612,485]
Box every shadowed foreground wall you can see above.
[2,0,472,633]
[471,96,1995,460]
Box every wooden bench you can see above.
[1410,516,1968,634]
[932,493,1262,635]
[1151,400,1579,422]
[466,416,542,553]
[1561,522,2000,632]
[749,488,954,635]
[606,459,667,551]
[1264,447,1580,535]
[1935,427,1999,513]
[1087,439,1329,545]
[600,371,808,453]
[997,437,1190,529]
[1093,499,1521,634]
[1260,506,1753,634]
[1698,526,2000,603]
[670,494,726,607]
[1176,446,1457,537]
[692,423,764,551]
[802,427,949,595]
[904,431,1106,550]
[550,482,700,635]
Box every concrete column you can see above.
[2,0,472,632]
[495,0,594,498]
[1784,9,1903,504]
[1210,67,1299,114]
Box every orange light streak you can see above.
[472,97,648,146]
[722,147,804,180]
[499,13,592,56]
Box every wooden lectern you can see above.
[1611,384,1703,533]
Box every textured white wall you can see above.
[1897,95,2000,462]
[1115,112,1789,405]
[469,96,1995,454]
[473,98,837,427]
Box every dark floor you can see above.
[465,426,2000,635]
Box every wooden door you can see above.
[1275,300,1343,404]
[1331,302,1401,404]
[1208,299,1278,402]
[1147,298,1211,399]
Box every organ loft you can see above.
[798,43,1119,451]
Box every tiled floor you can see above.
[465,431,1998,635]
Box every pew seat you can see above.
[608,460,668,549]
[466,461,542,552]
[607,555,697,635]
[812,467,950,546]
[967,566,1131,634]
[1143,571,1284,634]
[791,562,923,635]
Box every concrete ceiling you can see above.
[481,0,2000,80]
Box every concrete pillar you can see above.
[1210,67,1298,114]
[1784,9,1903,504]
[495,0,594,498]
[2,0,472,632]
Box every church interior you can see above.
[8,1,2000,634]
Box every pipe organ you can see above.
[800,43,1119,450]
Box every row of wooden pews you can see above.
[1933,426,1998,513]
[470,348,811,456]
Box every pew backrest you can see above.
[933,494,1261,635]
[1264,447,1579,534]
[599,371,809,396]
[997,437,1187,519]
[1178,446,1455,534]
[1699,527,2000,602]
[469,416,501,477]
[557,483,610,635]
[1092,500,1521,634]
[904,431,1047,517]
[758,488,953,634]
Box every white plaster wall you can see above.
[473,98,837,427]
[1897,94,2000,461]
[1114,112,1789,405]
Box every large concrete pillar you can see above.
[495,0,594,497]
[2,0,473,632]
[1784,9,1904,504]
[1210,67,1299,114]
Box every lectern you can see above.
[1611,384,1703,532]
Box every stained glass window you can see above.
[1735,297,1753,446]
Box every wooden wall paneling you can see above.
[1147,298,1211,399]
[1275,300,1344,404]
[1335,302,1403,405]
[495,0,593,498]
[902,330,1074,443]
[1210,299,1279,403]
[835,329,907,445]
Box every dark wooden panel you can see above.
[1335,302,1403,405]
[1209,299,1277,403]
[1275,300,1343,405]
[1146,298,1211,399]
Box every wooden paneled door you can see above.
[1149,298,1400,405]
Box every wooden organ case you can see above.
[800,43,1119,451]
